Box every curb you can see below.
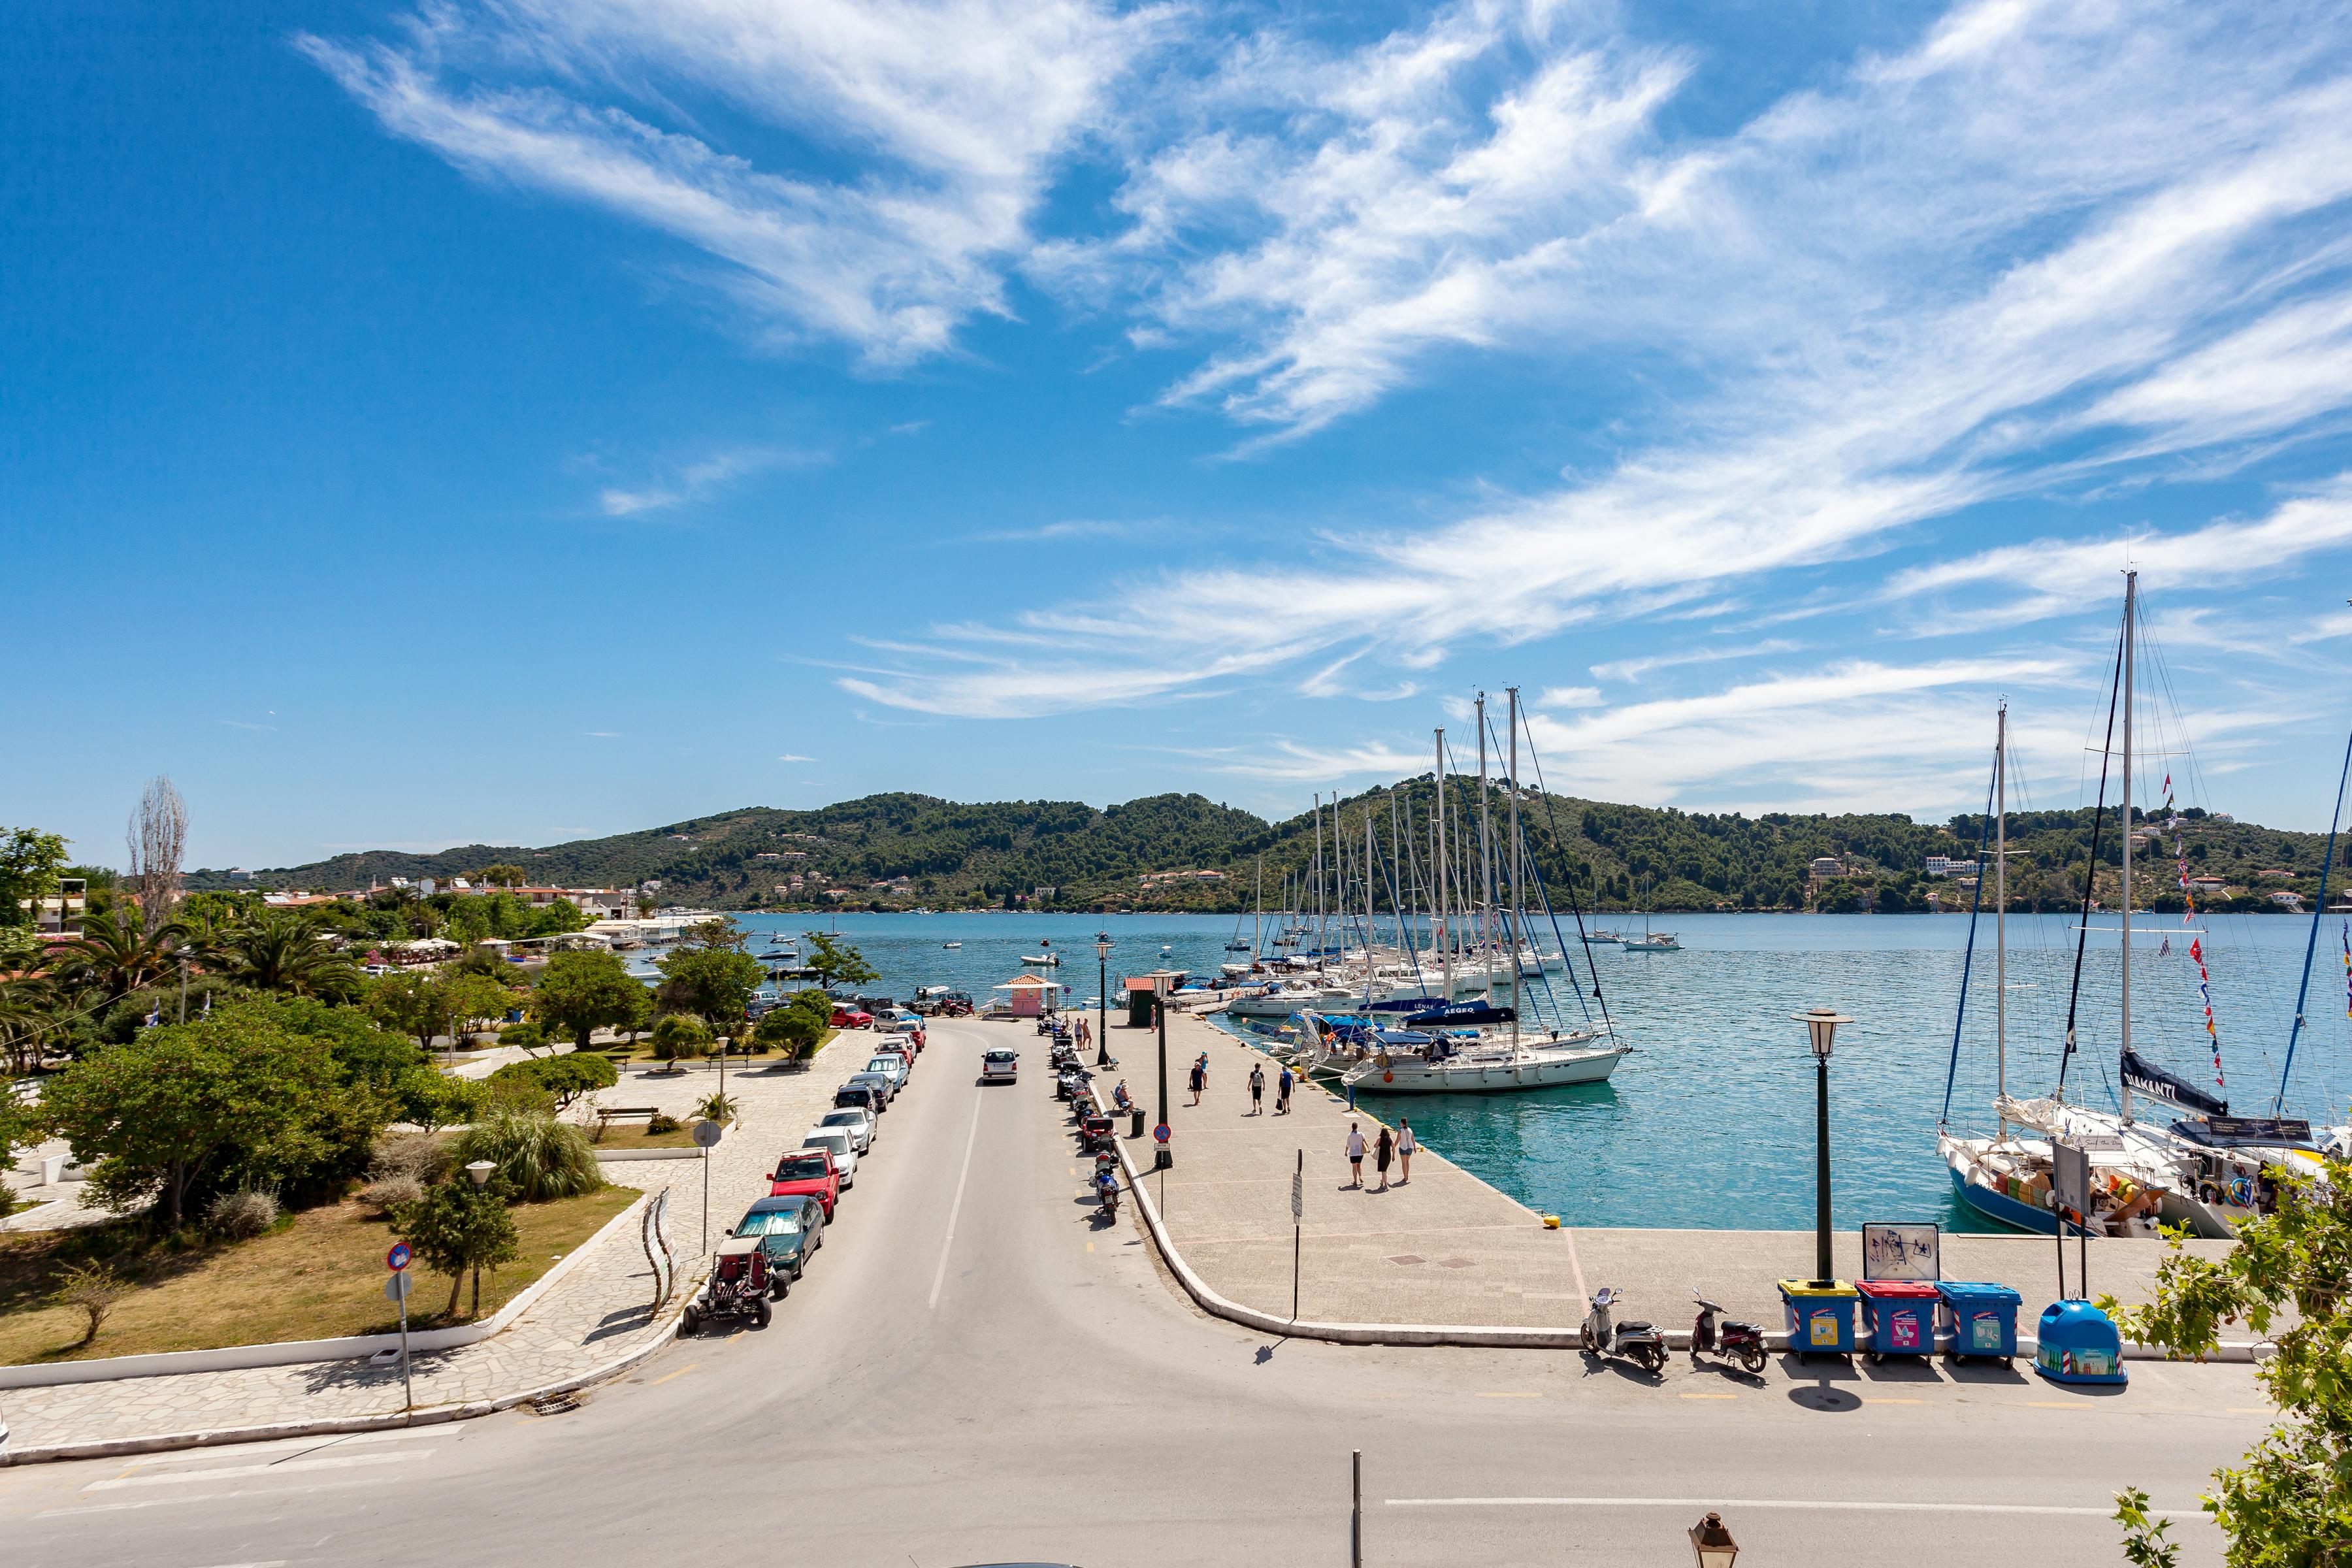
[1096,1085,2273,1366]
[0,1284,702,1468]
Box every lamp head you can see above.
[465,1159,497,1188]
[1791,1005,1853,1060]
[1096,938,1112,959]
[1689,1511,1738,1568]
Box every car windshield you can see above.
[985,1052,1015,1062]
[776,1155,830,1181]
[867,1058,898,1072]
[804,1136,847,1155]
[820,1112,865,1128]
[736,1210,801,1237]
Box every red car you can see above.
[770,1147,841,1218]
[830,1007,874,1029]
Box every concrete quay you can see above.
[1092,1007,2240,1342]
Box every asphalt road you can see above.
[0,1019,2272,1567]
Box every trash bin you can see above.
[1935,1281,2021,1362]
[2034,1299,2127,1386]
[1130,1105,1146,1139]
[1856,1279,1940,1360]
[1777,1280,1860,1358]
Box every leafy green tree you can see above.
[757,995,828,1061]
[2104,1149,2352,1567]
[525,898,588,938]
[393,1177,520,1318]
[0,826,69,932]
[476,864,527,888]
[802,932,877,990]
[647,1013,710,1063]
[41,1007,368,1226]
[365,969,523,1054]
[655,946,764,1036]
[489,1052,616,1111]
[529,950,651,1050]
[0,1086,38,1179]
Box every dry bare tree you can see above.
[125,775,188,937]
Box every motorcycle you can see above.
[1094,1171,1121,1219]
[1580,1286,1666,1373]
[1690,1290,1768,1374]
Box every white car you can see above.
[864,1054,910,1089]
[981,1049,1019,1084]
[817,1107,875,1152]
[801,1129,860,1188]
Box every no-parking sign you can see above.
[387,1241,412,1273]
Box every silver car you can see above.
[864,1053,910,1089]
[817,1107,875,1152]
[801,1129,860,1188]
[844,1070,898,1107]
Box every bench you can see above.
[593,1106,664,1141]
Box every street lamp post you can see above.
[1096,936,1112,1067]
[1154,993,1172,1170]
[1791,1007,1852,1288]
[464,1159,497,1317]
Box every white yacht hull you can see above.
[1343,1042,1628,1094]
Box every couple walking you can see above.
[1343,1117,1415,1190]
[1245,1061,1293,1115]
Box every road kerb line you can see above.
[928,1088,986,1311]
[1382,1496,2213,1520]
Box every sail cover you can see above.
[2121,1047,2229,1117]
[1403,1002,1516,1028]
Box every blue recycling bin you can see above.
[1778,1280,1859,1357]
[1936,1281,2021,1362]
[2035,1299,2127,1386]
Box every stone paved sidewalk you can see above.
[1127,1009,2235,1332]
[0,1032,883,1456]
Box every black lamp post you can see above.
[1154,992,1172,1170]
[1096,936,1113,1066]
[1793,1006,1852,1288]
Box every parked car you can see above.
[844,1070,897,1107]
[817,1106,876,1152]
[864,1054,910,1090]
[830,1007,875,1030]
[870,1042,914,1071]
[801,1128,860,1188]
[770,1147,841,1218]
[729,1193,825,1288]
[833,1084,885,1119]
[981,1048,1019,1083]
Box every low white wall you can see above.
[0,1193,649,1390]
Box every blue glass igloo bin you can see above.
[2034,1299,2128,1386]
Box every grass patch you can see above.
[0,1185,638,1365]
[587,1118,734,1150]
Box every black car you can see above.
[729,1194,826,1292]
[834,1083,885,1117]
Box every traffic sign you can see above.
[693,1119,725,1149]
[386,1241,412,1273]
[384,1271,414,1303]
[1290,1168,1303,1222]
[1153,1123,1170,1144]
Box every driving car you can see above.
[981,1048,1019,1083]
[800,1128,860,1188]
[833,1083,885,1119]
[843,1070,898,1107]
[729,1193,825,1290]
[863,1053,909,1090]
[830,1006,874,1029]
[770,1147,841,1218]
[817,1105,876,1152]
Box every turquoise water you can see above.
[729,911,2352,1231]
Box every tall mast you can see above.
[1435,729,1452,1000]
[1311,793,1326,968]
[1253,854,1262,961]
[1995,703,2008,1138]
[1509,687,1522,1056]
[1364,807,1377,1010]
[1477,694,1494,1007]
[2121,570,2137,1125]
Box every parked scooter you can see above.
[1580,1287,1666,1373]
[1690,1290,1768,1374]
[1094,1168,1121,1219]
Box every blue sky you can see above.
[9,0,2352,870]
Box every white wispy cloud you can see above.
[216,719,278,732]
[1590,640,1801,684]
[583,730,623,738]
[301,0,1154,362]
[1534,685,1601,709]
[777,753,817,762]
[596,446,812,515]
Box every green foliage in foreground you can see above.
[2102,1147,2352,1567]
[489,1052,617,1111]
[393,1177,520,1318]
[453,1111,604,1202]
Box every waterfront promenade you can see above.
[1115,1008,2236,1333]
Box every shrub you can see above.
[392,1177,519,1318]
[647,1014,709,1064]
[408,1071,489,1130]
[358,1173,425,1217]
[453,1111,603,1201]
[646,1112,681,1135]
[54,1260,129,1346]
[372,1130,450,1185]
[489,1053,616,1110]
[206,1187,282,1240]
[694,1090,738,1123]
[496,1021,546,1051]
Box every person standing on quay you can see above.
[1345,1122,1367,1188]
[1396,1118,1416,1185]
[1249,1061,1266,1115]
[1188,1054,1206,1107]
[1374,1125,1395,1191]
[1277,1064,1294,1115]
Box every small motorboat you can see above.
[943,941,962,949]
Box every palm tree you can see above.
[210,911,361,1000]
[53,908,182,1003]
[0,977,59,1074]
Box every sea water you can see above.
[725,910,2352,1232]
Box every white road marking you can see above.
[86,1452,419,1492]
[1385,1496,2212,1520]
[109,1424,465,1471]
[38,1483,372,1518]
[928,1088,986,1311]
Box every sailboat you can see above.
[1937,582,2235,1240]
[1333,692,1629,1094]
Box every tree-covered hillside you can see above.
[188,786,2340,917]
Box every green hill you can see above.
[186,787,2338,917]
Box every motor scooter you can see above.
[1580,1286,1666,1373]
[1690,1290,1768,1374]
[1094,1170,1121,1220]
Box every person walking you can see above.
[1276,1064,1294,1115]
[1188,1055,1206,1107]
[1374,1125,1395,1191]
[1248,1062,1266,1115]
[1396,1117,1416,1185]
[1345,1122,1366,1188]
